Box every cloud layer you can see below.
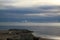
[0,0,60,8]
[0,22,60,26]
[0,7,60,18]
[25,13,60,17]
[0,0,60,22]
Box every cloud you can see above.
[0,0,15,9]
[0,22,60,27]
[0,8,60,18]
[25,13,60,17]
[0,0,60,8]
[1,13,60,18]
[0,4,60,18]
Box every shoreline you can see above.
[33,33,60,40]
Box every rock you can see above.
[0,29,39,40]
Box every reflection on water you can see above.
[0,26,60,40]
[0,26,60,36]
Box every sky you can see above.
[1,0,60,7]
[0,0,60,26]
[0,0,60,17]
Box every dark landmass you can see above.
[0,29,53,40]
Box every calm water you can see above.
[0,26,60,36]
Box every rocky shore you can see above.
[0,29,53,40]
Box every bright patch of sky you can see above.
[1,22,60,27]
[0,0,60,7]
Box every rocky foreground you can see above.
[0,29,53,40]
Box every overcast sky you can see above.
[0,0,60,17]
[0,0,60,8]
[0,0,60,26]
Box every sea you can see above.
[0,25,60,40]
